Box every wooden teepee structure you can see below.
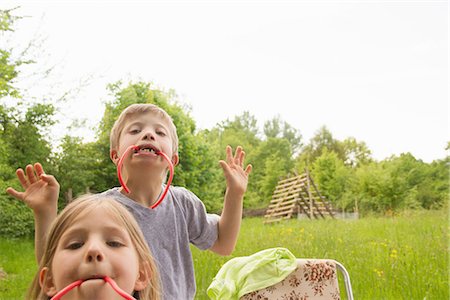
[264,170,336,224]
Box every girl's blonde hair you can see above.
[27,194,161,300]
[110,103,179,155]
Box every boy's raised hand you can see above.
[219,145,252,197]
[6,163,59,214]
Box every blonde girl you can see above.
[27,194,160,300]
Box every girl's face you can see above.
[40,207,147,299]
[112,111,179,170]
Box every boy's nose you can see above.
[142,131,156,141]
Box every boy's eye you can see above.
[156,131,166,136]
[107,241,124,248]
[67,242,83,250]
[130,129,141,134]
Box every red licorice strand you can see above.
[50,279,83,300]
[150,151,174,209]
[117,145,139,193]
[104,276,137,300]
[49,277,136,300]
[117,145,174,209]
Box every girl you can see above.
[27,194,161,300]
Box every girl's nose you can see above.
[85,242,105,263]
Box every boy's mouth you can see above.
[134,144,160,155]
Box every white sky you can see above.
[2,0,449,162]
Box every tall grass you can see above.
[0,238,35,299]
[0,210,447,299]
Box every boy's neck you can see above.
[120,173,165,206]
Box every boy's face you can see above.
[111,111,179,170]
[40,208,148,299]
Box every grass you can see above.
[0,209,448,299]
[0,238,35,299]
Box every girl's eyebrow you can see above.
[61,225,129,240]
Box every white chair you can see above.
[240,259,353,300]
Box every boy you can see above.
[7,103,252,299]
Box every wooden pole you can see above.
[306,168,313,219]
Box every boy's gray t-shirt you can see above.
[101,186,219,300]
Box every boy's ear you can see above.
[134,262,151,291]
[39,267,58,297]
[110,150,119,165]
[172,153,179,166]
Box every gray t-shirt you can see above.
[101,186,219,300]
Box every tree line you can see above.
[1,9,448,237]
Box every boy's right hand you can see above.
[6,163,60,215]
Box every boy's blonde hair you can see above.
[27,195,161,300]
[110,103,179,155]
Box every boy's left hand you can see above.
[219,145,252,197]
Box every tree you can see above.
[263,115,302,154]
[0,8,23,99]
[310,149,351,207]
[340,137,372,167]
[217,111,260,151]
[0,9,54,237]
[2,103,54,169]
[53,136,99,204]
[299,126,344,164]
[247,137,294,206]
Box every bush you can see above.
[0,181,34,238]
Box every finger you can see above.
[41,174,59,187]
[226,145,233,163]
[25,165,38,184]
[34,163,45,177]
[234,146,242,164]
[16,169,29,189]
[219,160,231,173]
[245,164,252,176]
[5,187,25,201]
[238,150,246,167]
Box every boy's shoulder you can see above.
[100,186,201,206]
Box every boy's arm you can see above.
[209,146,252,256]
[5,163,59,262]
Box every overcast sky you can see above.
[3,0,448,162]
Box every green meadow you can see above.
[0,209,448,300]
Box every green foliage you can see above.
[53,136,101,204]
[345,153,449,214]
[248,138,294,206]
[0,180,34,237]
[310,149,351,207]
[263,115,302,154]
[340,137,372,167]
[217,111,260,151]
[1,103,54,169]
[0,8,33,99]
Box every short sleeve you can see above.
[178,188,220,250]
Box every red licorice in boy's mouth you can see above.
[117,144,174,209]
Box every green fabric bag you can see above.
[207,247,297,300]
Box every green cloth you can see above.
[207,248,297,300]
